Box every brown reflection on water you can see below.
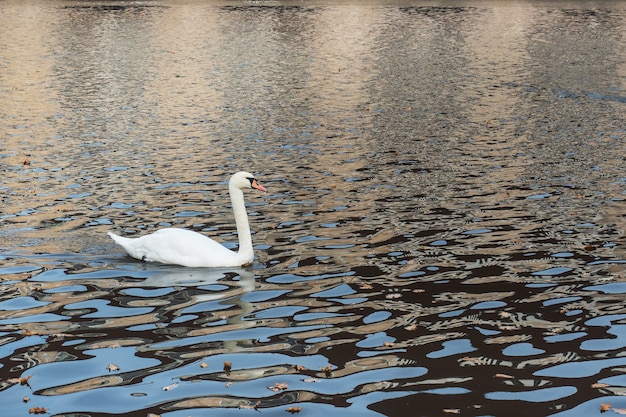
[0,1,625,417]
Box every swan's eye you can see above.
[247,177,255,186]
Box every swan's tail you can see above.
[108,231,136,252]
[108,231,144,261]
[108,231,128,246]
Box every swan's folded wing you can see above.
[135,228,237,267]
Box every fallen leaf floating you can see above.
[293,364,307,372]
[600,403,611,412]
[286,407,302,414]
[162,382,179,391]
[23,397,30,403]
[107,363,120,372]
[224,361,232,375]
[225,381,234,388]
[321,365,332,378]
[268,382,289,392]
[592,383,609,388]
[8,376,32,386]
[200,362,208,368]
[29,408,48,415]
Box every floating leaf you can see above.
[23,397,30,403]
[224,361,232,375]
[9,376,33,386]
[200,362,208,368]
[225,381,234,388]
[28,407,48,415]
[303,378,319,383]
[162,382,179,391]
[294,364,307,372]
[600,403,611,412]
[592,383,609,388]
[268,382,289,392]
[286,407,302,414]
[321,365,333,377]
[107,363,120,372]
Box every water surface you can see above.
[1,1,625,416]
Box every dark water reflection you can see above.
[1,1,625,416]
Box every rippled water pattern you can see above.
[1,1,625,416]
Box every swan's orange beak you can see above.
[251,179,267,192]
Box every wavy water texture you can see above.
[0,1,625,416]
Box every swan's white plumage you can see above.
[108,171,266,268]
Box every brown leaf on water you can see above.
[28,407,48,414]
[225,381,234,388]
[592,383,609,388]
[286,407,302,414]
[107,363,120,372]
[268,382,289,392]
[294,364,307,372]
[23,159,31,166]
[321,365,332,377]
[600,403,611,412]
[223,361,232,375]
[200,362,208,368]
[9,375,33,386]
[23,397,30,403]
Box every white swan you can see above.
[108,171,266,268]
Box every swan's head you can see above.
[231,171,267,192]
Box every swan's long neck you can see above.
[229,184,253,262]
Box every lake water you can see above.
[0,1,625,416]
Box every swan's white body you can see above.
[108,171,266,268]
